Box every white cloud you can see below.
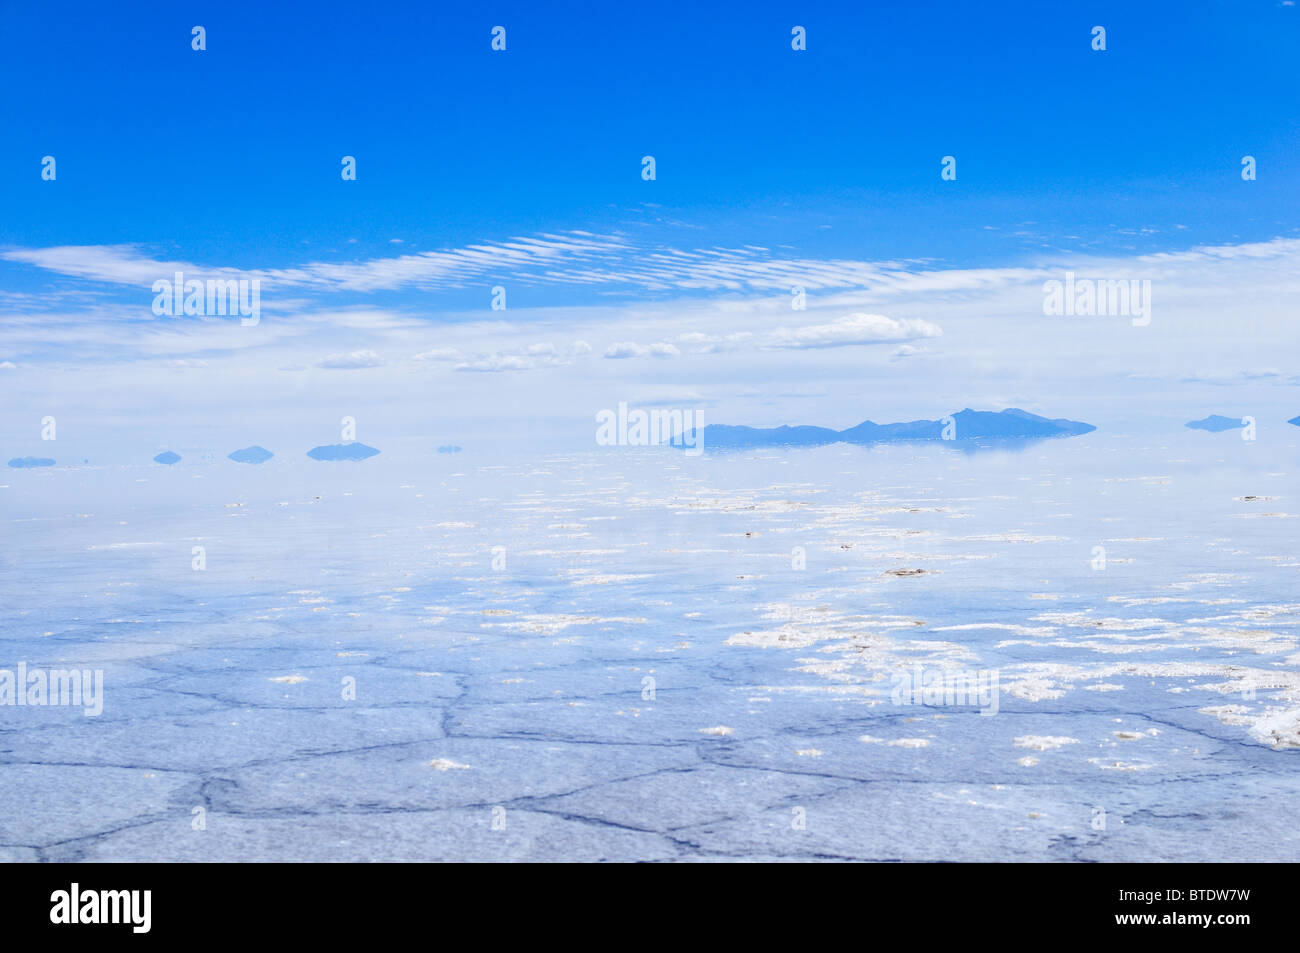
[1179,368,1294,385]
[317,349,385,369]
[767,313,942,349]
[6,233,1300,437]
[603,342,643,359]
[610,315,940,359]
[450,341,577,372]
[675,331,753,353]
[455,354,534,372]
[2,233,635,294]
[411,347,465,363]
[603,341,680,359]
[9,234,1300,310]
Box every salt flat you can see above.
[2,431,1298,861]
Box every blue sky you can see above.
[1,0,1298,451]
[5,1,1297,272]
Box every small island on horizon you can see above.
[307,443,380,462]
[1187,415,1248,433]
[228,446,274,464]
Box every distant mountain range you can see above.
[688,408,1095,450]
[8,409,1297,470]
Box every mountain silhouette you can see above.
[688,408,1095,450]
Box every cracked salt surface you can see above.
[4,435,1299,860]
